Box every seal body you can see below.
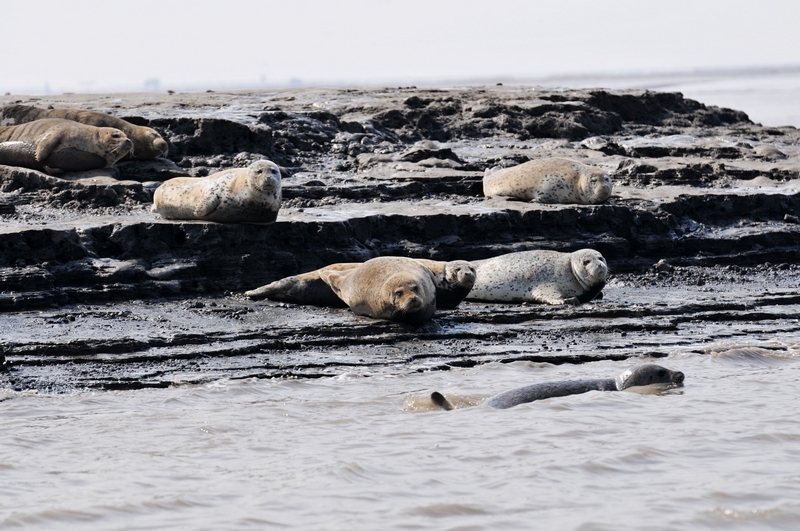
[319,256,437,324]
[432,364,685,410]
[0,118,132,174]
[483,364,685,409]
[466,249,607,305]
[245,259,475,309]
[0,105,168,160]
[483,158,612,204]
[152,160,282,223]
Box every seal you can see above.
[0,118,133,174]
[318,256,437,324]
[151,160,282,223]
[431,364,685,410]
[244,259,476,309]
[466,249,607,305]
[483,158,612,204]
[0,104,168,160]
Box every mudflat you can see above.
[1,86,799,391]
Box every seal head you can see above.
[615,364,685,390]
[569,249,608,302]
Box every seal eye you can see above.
[658,369,666,377]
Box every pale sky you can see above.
[2,0,799,94]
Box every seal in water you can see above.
[431,364,685,410]
[319,256,437,324]
[244,258,476,309]
[0,118,133,174]
[0,104,168,160]
[483,158,612,204]
[151,160,282,223]
[466,249,607,305]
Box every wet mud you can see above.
[1,86,799,392]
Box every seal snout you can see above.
[673,370,685,385]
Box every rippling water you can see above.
[3,347,800,530]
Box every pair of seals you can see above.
[466,249,607,305]
[152,160,282,223]
[319,256,438,324]
[245,258,477,309]
[0,104,168,160]
[431,364,685,410]
[483,158,612,204]
[0,119,133,174]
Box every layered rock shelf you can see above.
[2,86,799,391]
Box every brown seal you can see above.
[466,249,608,305]
[483,158,612,204]
[152,160,282,223]
[0,118,132,174]
[0,104,168,160]
[318,257,437,324]
[245,259,476,309]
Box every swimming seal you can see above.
[0,118,132,174]
[245,258,476,309]
[431,364,685,410]
[319,256,437,324]
[466,249,607,305]
[483,158,612,204]
[0,104,168,160]
[151,160,282,223]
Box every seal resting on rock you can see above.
[431,364,685,410]
[483,158,612,204]
[245,258,476,309]
[318,256,437,324]
[0,104,168,160]
[151,160,282,223]
[466,249,607,305]
[0,118,132,174]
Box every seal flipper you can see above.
[194,187,223,217]
[431,391,454,411]
[34,129,62,163]
[531,285,571,305]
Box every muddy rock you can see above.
[1,86,799,391]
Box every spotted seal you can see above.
[245,258,476,309]
[319,256,437,324]
[431,364,685,410]
[151,160,282,223]
[0,118,132,174]
[0,104,168,160]
[483,158,612,204]
[466,249,607,305]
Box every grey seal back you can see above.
[431,364,685,410]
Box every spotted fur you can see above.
[152,160,282,223]
[483,158,612,204]
[466,249,608,304]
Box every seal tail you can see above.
[431,391,454,411]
